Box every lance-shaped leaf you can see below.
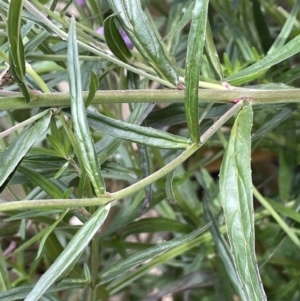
[100,223,211,284]
[138,144,152,213]
[68,17,105,196]
[18,166,65,199]
[250,0,273,53]
[104,16,132,62]
[205,20,223,80]
[219,101,267,301]
[107,0,179,87]
[164,1,194,42]
[0,281,88,301]
[85,70,98,109]
[24,204,110,301]
[268,0,300,54]
[85,109,191,149]
[203,199,247,301]
[252,107,295,141]
[226,33,300,85]
[0,246,10,292]
[165,150,183,204]
[7,0,30,103]
[184,0,209,143]
[0,110,52,188]
[0,0,54,34]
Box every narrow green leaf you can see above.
[85,71,98,109]
[104,16,132,62]
[268,0,300,54]
[63,187,74,198]
[96,103,145,164]
[0,111,52,188]
[36,209,69,259]
[219,101,267,301]
[101,162,136,179]
[142,271,214,301]
[50,118,59,139]
[220,12,255,62]
[0,246,10,292]
[46,134,66,157]
[253,187,300,250]
[138,144,152,213]
[174,186,201,227]
[146,103,232,129]
[18,166,65,199]
[24,29,49,54]
[107,223,211,294]
[164,1,193,41]
[53,161,70,179]
[203,199,247,301]
[252,107,295,141]
[24,204,110,301]
[97,136,122,165]
[99,190,145,238]
[0,109,51,139]
[86,110,191,149]
[226,34,300,85]
[101,223,211,284]
[7,0,30,103]
[165,150,182,204]
[0,280,88,301]
[265,198,300,224]
[5,210,64,222]
[68,17,105,196]
[165,168,177,204]
[205,20,223,80]
[42,232,83,279]
[107,0,179,87]
[184,0,209,143]
[250,0,273,53]
[195,168,220,208]
[2,228,50,265]
[121,217,192,237]
[279,138,296,201]
[0,0,54,34]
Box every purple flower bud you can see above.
[120,28,134,49]
[76,0,86,7]
[96,26,134,50]
[96,27,104,36]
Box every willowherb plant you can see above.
[0,0,300,300]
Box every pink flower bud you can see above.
[76,0,86,7]
[96,26,133,49]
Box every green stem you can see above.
[1,88,300,110]
[88,185,99,300]
[89,234,100,301]
[26,64,51,93]
[0,101,243,212]
[253,186,300,249]
[0,197,112,211]
[26,54,102,61]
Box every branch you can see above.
[0,101,243,211]
[0,88,300,110]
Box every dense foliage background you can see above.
[0,0,300,300]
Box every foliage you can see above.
[0,0,300,300]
